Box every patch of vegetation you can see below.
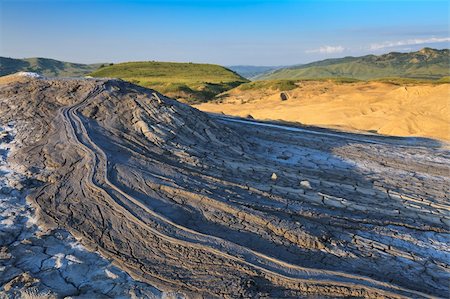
[370,77,436,85]
[90,61,248,103]
[298,77,362,84]
[237,80,298,91]
[0,57,102,77]
[235,78,363,92]
[436,76,450,83]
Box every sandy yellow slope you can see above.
[194,81,450,142]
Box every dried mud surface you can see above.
[0,76,449,298]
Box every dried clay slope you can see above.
[195,81,450,142]
[0,74,449,298]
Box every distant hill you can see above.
[0,57,102,77]
[227,65,282,80]
[90,61,248,103]
[256,48,450,80]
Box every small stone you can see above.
[300,180,311,189]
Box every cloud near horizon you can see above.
[305,45,345,54]
[306,37,449,57]
[369,37,450,50]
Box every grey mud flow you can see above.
[0,76,448,298]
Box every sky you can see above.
[0,0,449,65]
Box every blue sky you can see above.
[0,0,448,65]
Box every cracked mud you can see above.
[0,76,448,298]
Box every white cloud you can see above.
[304,36,449,57]
[306,45,345,54]
[369,37,450,50]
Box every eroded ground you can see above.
[194,81,450,142]
[0,75,448,298]
[0,123,172,298]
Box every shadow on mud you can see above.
[79,113,449,297]
[213,113,447,149]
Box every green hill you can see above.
[256,48,450,80]
[90,61,248,103]
[0,57,102,77]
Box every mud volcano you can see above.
[0,74,449,298]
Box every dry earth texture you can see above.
[194,81,450,142]
[0,73,449,298]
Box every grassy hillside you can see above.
[256,48,450,80]
[0,57,102,77]
[90,61,248,103]
[231,80,298,92]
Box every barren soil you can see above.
[0,75,449,298]
[194,81,450,142]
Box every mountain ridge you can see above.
[255,48,450,80]
[0,57,103,77]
